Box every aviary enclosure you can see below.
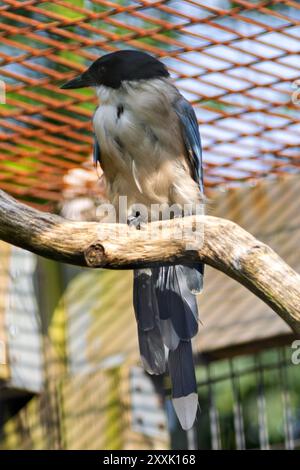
[0,0,300,452]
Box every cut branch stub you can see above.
[85,243,106,267]
[0,189,299,335]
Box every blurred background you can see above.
[0,0,300,450]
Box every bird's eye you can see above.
[99,66,105,73]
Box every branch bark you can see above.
[0,189,299,334]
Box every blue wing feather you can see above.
[174,96,205,288]
[174,97,204,194]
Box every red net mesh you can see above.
[0,0,299,208]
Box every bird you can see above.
[61,50,205,431]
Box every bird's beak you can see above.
[61,73,91,89]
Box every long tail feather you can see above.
[168,340,198,430]
[160,318,180,351]
[134,264,201,429]
[154,265,200,429]
[155,266,199,339]
[182,264,204,294]
[133,269,166,374]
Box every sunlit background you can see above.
[0,0,300,450]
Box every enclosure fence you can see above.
[0,0,299,207]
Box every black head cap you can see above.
[61,50,169,90]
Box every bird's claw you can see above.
[127,212,144,230]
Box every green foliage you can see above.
[40,0,86,20]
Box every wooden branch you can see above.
[0,189,299,334]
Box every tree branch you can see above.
[0,189,299,334]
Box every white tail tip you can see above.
[172,393,198,430]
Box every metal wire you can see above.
[0,0,299,207]
[197,349,299,450]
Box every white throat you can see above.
[95,78,173,105]
[95,85,119,104]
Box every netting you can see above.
[0,0,299,207]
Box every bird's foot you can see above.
[127,211,144,230]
